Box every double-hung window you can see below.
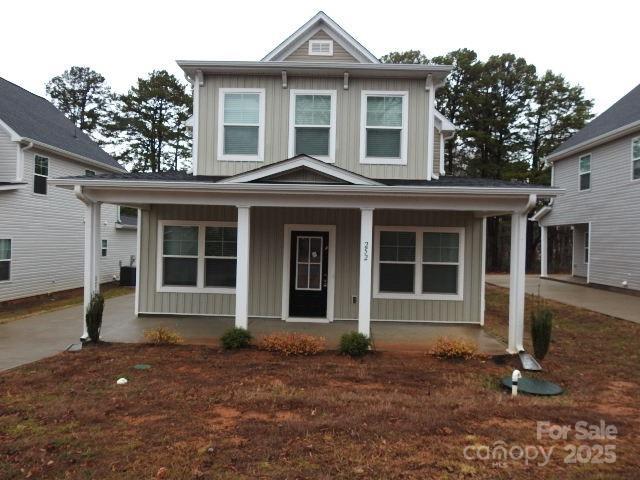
[360,91,408,165]
[34,155,49,195]
[579,154,591,191]
[289,90,336,162]
[375,227,464,300]
[218,88,265,161]
[0,239,10,282]
[158,221,237,292]
[101,240,108,257]
[632,137,640,180]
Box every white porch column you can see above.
[358,208,374,337]
[540,225,548,278]
[235,206,251,329]
[508,212,527,353]
[82,201,101,340]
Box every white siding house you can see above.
[0,77,137,303]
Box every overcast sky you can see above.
[2,0,637,115]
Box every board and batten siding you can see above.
[542,133,640,290]
[138,205,483,323]
[0,125,18,182]
[197,75,431,180]
[282,29,360,63]
[0,147,136,302]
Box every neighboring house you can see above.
[51,12,558,353]
[0,77,137,303]
[534,83,640,291]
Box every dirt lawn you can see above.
[1,285,639,479]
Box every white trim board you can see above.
[281,224,336,322]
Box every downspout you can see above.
[74,185,94,205]
[17,141,34,182]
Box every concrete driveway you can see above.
[0,293,506,371]
[487,274,640,323]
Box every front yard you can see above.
[1,285,639,479]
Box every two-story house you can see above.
[51,12,558,353]
[0,77,137,303]
[534,83,640,292]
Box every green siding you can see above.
[139,206,483,323]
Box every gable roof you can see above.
[218,155,382,186]
[548,83,640,161]
[0,77,124,171]
[261,11,379,64]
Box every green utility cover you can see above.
[501,376,564,396]
[133,364,151,370]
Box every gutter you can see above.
[544,119,640,164]
[52,178,562,198]
[74,185,96,205]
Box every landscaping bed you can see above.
[1,285,639,479]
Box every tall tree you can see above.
[46,66,112,139]
[380,50,429,64]
[107,70,192,173]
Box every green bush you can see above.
[85,293,105,342]
[220,327,252,350]
[531,308,553,360]
[339,331,371,357]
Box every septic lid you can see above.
[501,376,563,396]
[133,364,151,370]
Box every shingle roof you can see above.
[60,171,553,189]
[0,77,123,171]
[552,83,640,156]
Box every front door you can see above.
[289,231,329,317]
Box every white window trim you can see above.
[360,90,409,165]
[156,220,237,294]
[288,89,337,163]
[578,153,591,191]
[308,39,333,56]
[217,88,265,162]
[373,226,465,301]
[631,136,640,182]
[0,238,11,284]
[33,155,49,196]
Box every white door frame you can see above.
[281,224,336,322]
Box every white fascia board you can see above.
[20,137,124,173]
[545,119,640,164]
[0,117,21,140]
[530,205,552,222]
[434,110,456,133]
[261,11,379,63]
[218,155,381,186]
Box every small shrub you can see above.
[85,293,105,342]
[220,327,252,350]
[258,332,326,355]
[431,337,476,360]
[531,307,553,360]
[144,327,184,345]
[339,331,371,357]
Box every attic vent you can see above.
[309,39,333,56]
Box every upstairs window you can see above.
[0,239,10,282]
[579,154,591,191]
[308,39,333,56]
[34,155,49,195]
[632,137,640,180]
[360,91,408,165]
[218,88,265,161]
[289,90,336,162]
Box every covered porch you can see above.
[51,157,559,355]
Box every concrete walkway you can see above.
[0,293,505,371]
[487,274,640,323]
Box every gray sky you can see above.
[2,0,637,115]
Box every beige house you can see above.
[52,12,558,353]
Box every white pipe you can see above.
[511,369,522,397]
[17,141,33,182]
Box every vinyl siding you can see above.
[197,75,430,180]
[0,125,17,182]
[433,128,441,176]
[138,205,483,323]
[283,29,359,63]
[0,148,136,302]
[541,133,640,290]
